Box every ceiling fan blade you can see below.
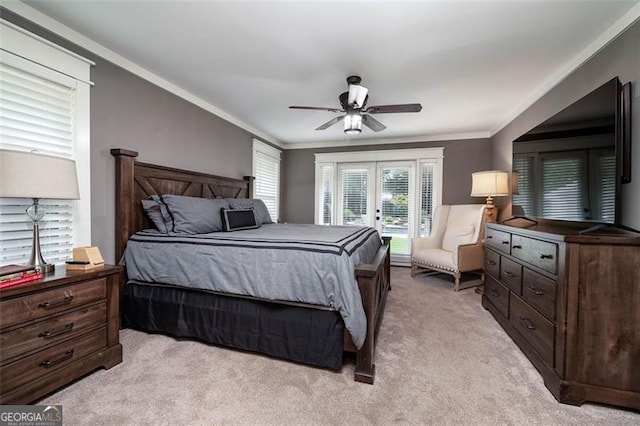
[365,103,422,114]
[315,115,345,130]
[347,84,369,109]
[289,106,344,113]
[362,114,386,132]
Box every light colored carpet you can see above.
[42,267,639,425]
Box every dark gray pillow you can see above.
[226,198,273,225]
[141,199,168,233]
[221,208,260,231]
[162,195,229,234]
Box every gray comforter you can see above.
[122,223,382,348]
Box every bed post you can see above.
[111,149,138,262]
[354,236,391,384]
[243,176,255,198]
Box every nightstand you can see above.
[0,265,123,404]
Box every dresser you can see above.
[482,221,640,410]
[0,265,123,404]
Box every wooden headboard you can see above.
[111,148,253,261]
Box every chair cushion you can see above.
[441,225,475,252]
[412,248,457,271]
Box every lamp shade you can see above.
[0,149,80,199]
[470,170,509,197]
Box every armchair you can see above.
[411,204,488,291]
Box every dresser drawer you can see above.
[485,249,500,279]
[0,327,107,393]
[509,295,554,366]
[511,235,558,274]
[0,303,107,362]
[500,257,523,294]
[484,275,509,318]
[1,279,106,329]
[522,268,556,321]
[485,228,511,254]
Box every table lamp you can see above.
[471,170,510,223]
[0,149,80,273]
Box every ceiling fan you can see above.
[289,75,423,135]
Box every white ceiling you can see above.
[14,1,640,148]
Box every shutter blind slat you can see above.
[341,168,369,226]
[254,150,279,221]
[541,156,585,220]
[0,61,76,265]
[513,156,534,216]
[319,165,334,225]
[419,163,434,236]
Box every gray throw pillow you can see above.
[162,195,230,234]
[141,199,168,233]
[226,198,273,225]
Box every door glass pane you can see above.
[341,168,369,225]
[419,163,434,237]
[380,166,411,256]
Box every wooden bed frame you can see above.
[111,148,391,384]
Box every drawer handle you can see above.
[39,322,74,339]
[487,235,493,239]
[518,316,536,330]
[488,260,497,266]
[512,245,522,249]
[37,295,74,310]
[490,289,500,297]
[540,254,553,260]
[527,286,544,296]
[39,349,75,368]
[504,271,516,278]
[501,240,509,245]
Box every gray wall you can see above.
[2,9,257,263]
[492,20,640,230]
[282,138,492,224]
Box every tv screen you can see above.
[512,77,623,225]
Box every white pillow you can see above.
[442,225,475,252]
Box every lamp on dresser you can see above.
[0,149,80,273]
[470,170,510,223]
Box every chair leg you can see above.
[410,264,417,277]
[454,274,460,292]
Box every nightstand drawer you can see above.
[484,275,509,318]
[0,303,107,362]
[485,228,511,254]
[0,327,107,393]
[1,279,106,329]
[511,235,558,274]
[485,249,500,279]
[500,257,522,294]
[509,294,554,367]
[522,268,556,321]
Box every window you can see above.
[0,20,92,266]
[317,163,334,225]
[252,139,281,221]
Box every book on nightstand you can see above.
[0,265,43,289]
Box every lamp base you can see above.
[28,219,55,274]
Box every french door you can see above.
[336,161,415,263]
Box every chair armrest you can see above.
[412,235,441,253]
[455,241,485,272]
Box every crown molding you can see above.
[282,131,490,150]
[2,0,285,148]
[491,2,640,136]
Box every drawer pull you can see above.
[490,289,500,297]
[37,295,74,310]
[504,271,516,278]
[39,322,74,339]
[487,235,493,239]
[512,245,522,249]
[518,316,536,330]
[502,240,510,245]
[39,349,75,368]
[488,260,497,266]
[528,286,544,296]
[540,254,553,260]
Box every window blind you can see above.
[513,155,534,216]
[0,61,76,265]
[379,167,410,255]
[341,168,369,226]
[419,163,434,236]
[319,164,334,225]
[254,150,279,221]
[597,152,616,222]
[541,155,585,220]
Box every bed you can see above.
[112,148,391,383]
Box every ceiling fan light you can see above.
[344,114,362,135]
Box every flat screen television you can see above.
[512,77,632,230]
